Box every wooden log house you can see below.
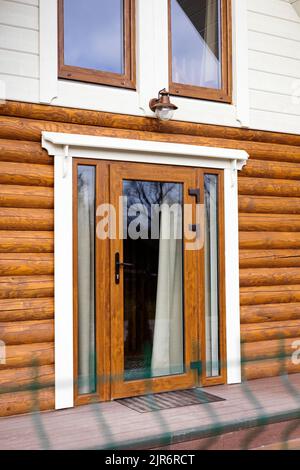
[0,0,300,417]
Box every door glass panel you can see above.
[171,0,222,89]
[77,166,96,395]
[64,0,124,74]
[122,181,185,381]
[204,174,220,377]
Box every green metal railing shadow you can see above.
[1,350,300,450]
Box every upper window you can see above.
[169,0,232,102]
[58,0,135,89]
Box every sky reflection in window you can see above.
[64,0,124,74]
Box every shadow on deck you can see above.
[0,374,300,450]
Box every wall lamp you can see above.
[149,88,178,121]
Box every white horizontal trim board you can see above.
[248,0,300,22]
[250,108,300,134]
[42,132,248,410]
[0,73,39,102]
[0,0,39,30]
[248,10,300,41]
[249,30,300,61]
[0,48,39,78]
[250,89,300,117]
[249,50,300,79]
[247,0,300,133]
[249,69,300,96]
[17,0,39,6]
[0,24,38,54]
[42,132,249,168]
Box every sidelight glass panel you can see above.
[204,174,220,377]
[77,166,96,395]
[122,181,184,381]
[171,0,222,89]
[64,0,124,74]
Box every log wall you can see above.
[0,101,300,416]
[0,135,54,417]
[239,151,300,380]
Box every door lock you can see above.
[115,253,135,284]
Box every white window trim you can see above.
[39,0,250,128]
[42,131,248,410]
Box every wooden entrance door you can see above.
[73,159,226,406]
[110,162,199,399]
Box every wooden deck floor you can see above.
[1,374,300,450]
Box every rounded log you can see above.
[239,232,300,250]
[241,319,300,343]
[240,268,300,287]
[2,101,300,147]
[0,297,54,321]
[0,320,54,345]
[240,250,300,269]
[0,231,54,253]
[1,116,300,165]
[0,115,253,145]
[239,177,300,198]
[0,208,54,231]
[1,343,54,369]
[239,214,300,232]
[240,285,300,306]
[0,185,54,209]
[0,139,52,165]
[0,253,54,276]
[0,387,54,417]
[0,276,54,300]
[240,159,300,180]
[0,365,54,393]
[242,359,300,381]
[239,196,300,214]
[240,303,300,324]
[242,338,300,361]
[247,146,300,163]
[0,162,54,187]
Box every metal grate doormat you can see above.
[116,389,225,413]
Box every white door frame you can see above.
[42,131,248,410]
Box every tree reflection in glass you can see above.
[122,181,185,381]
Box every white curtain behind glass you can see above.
[77,168,96,395]
[204,175,219,377]
[151,188,184,377]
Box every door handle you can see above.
[190,360,202,372]
[188,188,201,235]
[115,253,135,284]
[188,188,200,204]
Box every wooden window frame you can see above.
[58,0,136,90]
[73,159,111,406]
[198,168,227,387]
[168,0,232,103]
